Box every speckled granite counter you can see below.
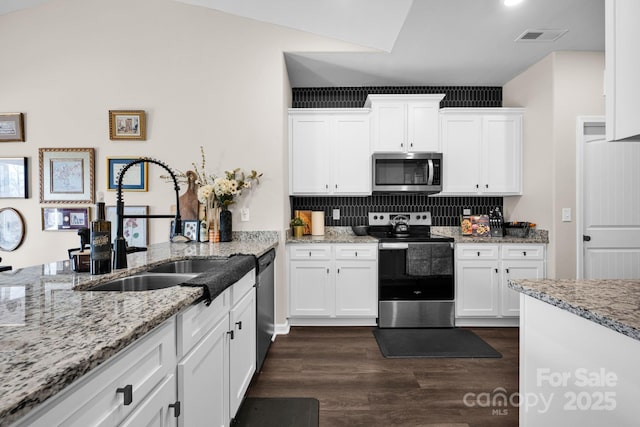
[286,226,548,244]
[509,278,640,341]
[0,231,279,427]
[431,226,549,244]
[286,227,378,244]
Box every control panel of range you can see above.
[368,212,432,226]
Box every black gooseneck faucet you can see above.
[113,158,184,270]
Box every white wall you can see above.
[503,51,605,279]
[0,0,369,325]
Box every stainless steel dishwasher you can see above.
[256,249,275,372]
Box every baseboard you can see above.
[455,317,520,327]
[288,317,378,327]
[274,320,290,337]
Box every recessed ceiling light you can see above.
[504,0,524,6]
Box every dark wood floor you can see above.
[247,327,519,427]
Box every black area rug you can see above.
[232,397,319,427]
[373,328,502,358]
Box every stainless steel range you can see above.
[368,212,455,328]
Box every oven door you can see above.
[378,241,455,328]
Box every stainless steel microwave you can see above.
[372,152,442,194]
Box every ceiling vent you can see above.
[515,29,568,42]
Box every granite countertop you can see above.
[509,278,640,342]
[0,231,279,427]
[286,226,548,244]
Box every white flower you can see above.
[197,184,214,204]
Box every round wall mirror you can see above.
[0,208,25,251]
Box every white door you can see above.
[501,260,544,316]
[372,102,406,152]
[579,117,640,279]
[229,288,256,419]
[289,261,333,317]
[455,260,500,317]
[333,115,371,194]
[289,116,331,194]
[334,260,377,317]
[407,102,440,152]
[482,114,522,195]
[441,114,482,194]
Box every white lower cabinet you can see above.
[13,318,178,427]
[288,243,378,326]
[455,244,545,326]
[14,270,257,427]
[177,270,256,427]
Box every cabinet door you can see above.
[371,102,406,152]
[501,260,545,317]
[334,260,377,317]
[229,288,256,419]
[455,260,500,317]
[177,315,229,427]
[289,261,333,317]
[119,375,178,427]
[606,0,640,141]
[441,114,482,194]
[289,116,331,194]
[333,114,371,194]
[407,102,440,152]
[482,114,522,195]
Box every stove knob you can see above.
[422,215,427,220]
[373,215,378,220]
[380,215,385,220]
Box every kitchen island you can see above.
[0,232,278,427]
[509,278,640,427]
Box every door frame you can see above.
[575,115,605,279]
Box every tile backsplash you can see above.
[291,195,503,227]
[292,86,502,109]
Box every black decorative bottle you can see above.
[90,192,112,275]
[219,207,232,242]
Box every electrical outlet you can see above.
[463,208,471,215]
[562,208,572,222]
[333,209,340,220]
[240,208,250,222]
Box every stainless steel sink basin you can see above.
[88,273,198,292]
[146,259,226,274]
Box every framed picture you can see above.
[42,207,91,231]
[182,220,199,241]
[0,113,25,142]
[0,208,25,251]
[107,157,148,191]
[109,110,146,140]
[0,157,28,198]
[39,148,95,204]
[106,205,148,247]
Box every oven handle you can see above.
[379,242,409,250]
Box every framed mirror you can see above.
[0,208,25,251]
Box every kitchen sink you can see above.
[146,259,227,274]
[88,273,198,292]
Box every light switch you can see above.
[333,209,340,220]
[562,208,572,222]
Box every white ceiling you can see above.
[1,0,605,88]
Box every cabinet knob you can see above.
[335,184,338,189]
[410,142,413,148]
[355,251,358,257]
[400,143,404,148]
[477,251,480,257]
[227,330,235,340]
[506,268,510,274]
[326,268,330,274]
[337,268,340,274]
[169,401,181,418]
[235,321,243,330]
[523,251,527,256]
[485,184,489,189]
[116,384,133,406]
[325,184,329,189]
[494,268,498,273]
[309,251,312,257]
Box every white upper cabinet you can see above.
[289,109,370,195]
[440,108,524,196]
[365,94,445,153]
[605,0,640,141]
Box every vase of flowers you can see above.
[188,147,262,243]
